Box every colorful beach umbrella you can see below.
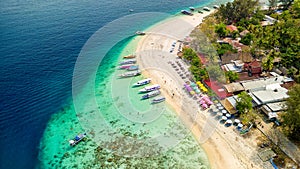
[200,100,206,104]
[202,103,208,109]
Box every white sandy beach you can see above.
[135,10,272,169]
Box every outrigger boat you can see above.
[181,10,193,16]
[135,31,146,35]
[142,90,161,99]
[126,65,139,71]
[123,55,136,59]
[133,78,151,87]
[151,96,166,104]
[119,70,141,78]
[119,59,136,65]
[119,64,135,69]
[139,84,160,93]
[203,7,211,11]
[69,133,86,146]
[213,5,219,9]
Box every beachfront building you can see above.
[226,25,238,32]
[220,73,293,116]
[223,60,244,73]
[239,74,294,122]
[223,82,245,95]
[244,59,262,76]
[261,15,278,26]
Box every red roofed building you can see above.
[226,25,238,32]
[244,59,262,75]
[197,53,208,65]
[204,80,229,99]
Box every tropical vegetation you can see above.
[282,84,300,140]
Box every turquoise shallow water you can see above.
[1,0,234,168]
[38,34,210,168]
[36,1,232,168]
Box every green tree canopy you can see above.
[225,71,239,82]
[236,91,253,114]
[216,43,237,56]
[240,33,253,45]
[182,47,197,61]
[268,0,278,11]
[215,23,228,38]
[282,84,300,140]
[279,0,294,10]
[216,0,259,24]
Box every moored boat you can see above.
[69,133,86,146]
[119,70,141,78]
[181,10,193,16]
[203,7,210,11]
[139,84,160,93]
[213,5,219,9]
[135,31,146,35]
[119,64,135,69]
[123,55,136,59]
[142,90,161,99]
[189,7,195,11]
[126,65,139,71]
[133,78,151,87]
[151,96,165,104]
[119,59,137,65]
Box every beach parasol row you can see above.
[196,81,208,92]
[184,83,196,95]
[199,95,213,109]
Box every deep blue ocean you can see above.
[0,0,215,168]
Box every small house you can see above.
[245,59,262,75]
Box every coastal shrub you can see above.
[182,47,197,61]
[240,33,253,45]
[216,0,259,24]
[282,84,300,140]
[216,43,237,56]
[215,23,228,38]
[236,91,253,114]
[232,30,239,39]
[225,71,239,82]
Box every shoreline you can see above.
[133,9,268,169]
[135,9,230,168]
